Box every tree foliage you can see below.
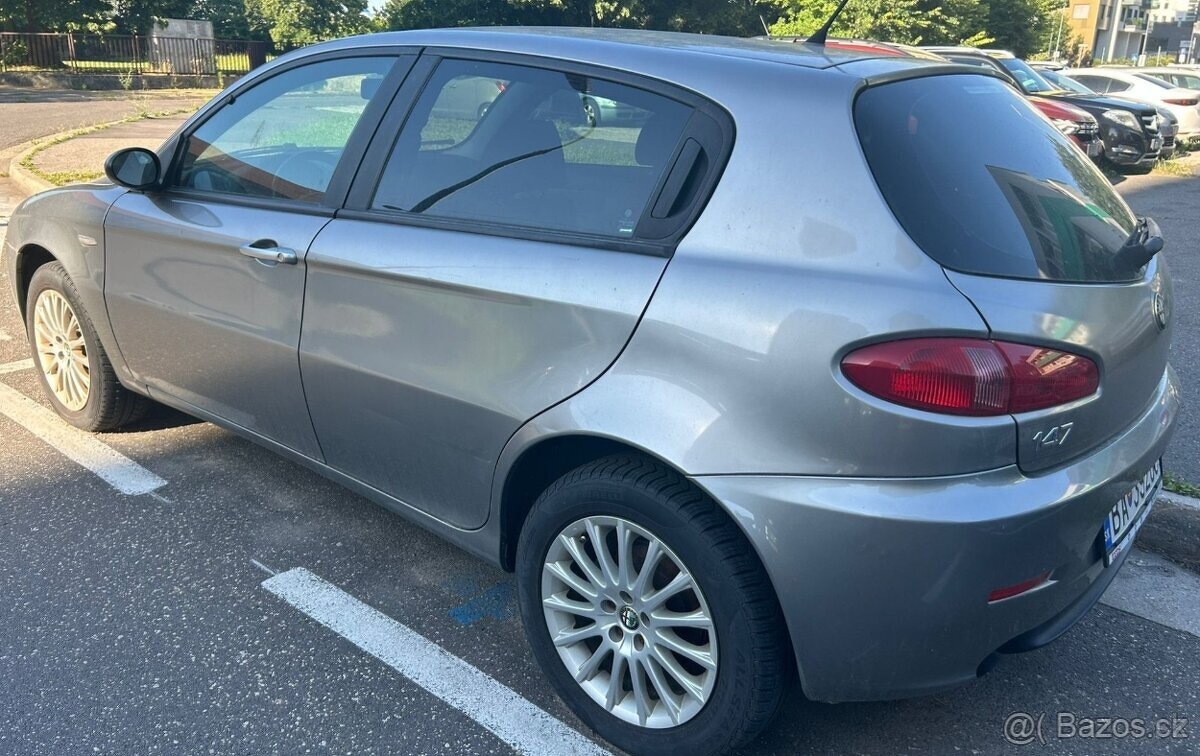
[2,0,1073,61]
[769,0,1064,55]
[245,0,367,46]
[0,0,110,31]
[769,0,989,45]
[377,0,781,36]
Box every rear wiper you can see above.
[1115,216,1164,272]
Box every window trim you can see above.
[341,48,735,257]
[158,48,420,216]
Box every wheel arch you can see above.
[498,433,646,571]
[14,243,59,320]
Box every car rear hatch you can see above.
[855,72,1172,473]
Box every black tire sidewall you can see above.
[25,263,107,429]
[517,474,767,755]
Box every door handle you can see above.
[239,240,297,265]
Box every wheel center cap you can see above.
[619,606,639,630]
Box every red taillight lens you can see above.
[841,338,1098,416]
[1163,98,1198,106]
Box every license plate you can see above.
[1087,141,1102,157]
[1102,459,1162,566]
[1151,137,1163,150]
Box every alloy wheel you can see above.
[33,289,90,411]
[541,515,717,728]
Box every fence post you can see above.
[133,34,140,73]
[0,35,6,74]
[66,31,77,70]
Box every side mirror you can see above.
[104,147,161,191]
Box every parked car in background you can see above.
[1157,107,1181,157]
[1037,67,1166,169]
[4,28,1179,755]
[924,48,1104,159]
[1140,67,1200,91]
[1066,67,1200,140]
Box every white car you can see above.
[1066,67,1200,139]
[1141,67,1200,91]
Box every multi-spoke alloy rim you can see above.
[541,516,717,728]
[32,289,90,411]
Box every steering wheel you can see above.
[270,149,339,201]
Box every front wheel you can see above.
[25,261,149,431]
[516,456,790,755]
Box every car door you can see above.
[104,53,412,458]
[298,54,730,528]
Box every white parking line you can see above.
[0,357,33,373]
[263,567,611,756]
[0,381,166,495]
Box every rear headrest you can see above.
[635,114,681,167]
[493,118,564,164]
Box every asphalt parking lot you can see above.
[1,170,1198,755]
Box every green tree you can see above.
[376,0,777,36]
[247,0,368,47]
[768,0,987,45]
[190,0,255,37]
[0,0,109,31]
[984,0,1065,58]
[109,0,191,33]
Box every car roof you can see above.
[304,27,945,72]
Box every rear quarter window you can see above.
[854,74,1139,283]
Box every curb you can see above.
[5,111,193,200]
[1160,490,1200,511]
[7,139,55,196]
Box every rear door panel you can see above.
[946,260,1171,473]
[299,222,666,528]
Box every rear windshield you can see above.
[855,74,1139,283]
[998,58,1057,94]
[1040,69,1094,95]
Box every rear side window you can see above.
[855,74,1139,283]
[371,59,692,239]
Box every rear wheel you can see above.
[516,455,790,755]
[25,262,149,431]
[582,97,600,128]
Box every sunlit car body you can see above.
[1037,67,1164,168]
[1067,67,1200,140]
[4,29,1179,754]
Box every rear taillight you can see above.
[1163,98,1198,106]
[841,338,1099,416]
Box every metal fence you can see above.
[0,32,270,75]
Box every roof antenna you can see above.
[806,0,853,45]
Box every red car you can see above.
[1028,95,1103,158]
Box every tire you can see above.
[582,97,600,128]
[516,455,790,755]
[25,261,150,431]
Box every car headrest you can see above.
[493,118,564,164]
[635,114,681,167]
[360,76,382,101]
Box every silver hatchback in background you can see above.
[3,29,1179,754]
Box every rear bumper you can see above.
[693,366,1180,703]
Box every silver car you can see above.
[3,28,1180,755]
